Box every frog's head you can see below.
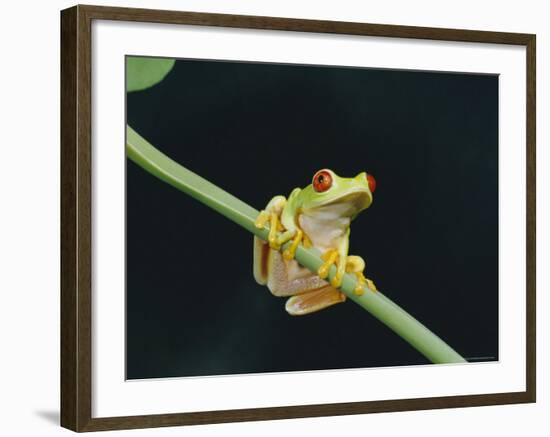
[301,169,376,218]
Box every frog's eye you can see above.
[366,173,376,193]
[312,170,333,192]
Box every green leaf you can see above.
[126,56,176,92]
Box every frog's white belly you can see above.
[298,204,351,252]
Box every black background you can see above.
[126,58,498,379]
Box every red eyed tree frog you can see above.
[253,169,377,316]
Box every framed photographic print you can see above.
[60,4,536,432]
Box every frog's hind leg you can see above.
[285,286,346,316]
[253,236,270,285]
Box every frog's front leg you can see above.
[254,195,294,250]
[317,229,350,288]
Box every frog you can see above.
[253,169,377,316]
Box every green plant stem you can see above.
[126,125,466,364]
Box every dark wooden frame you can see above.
[61,4,536,432]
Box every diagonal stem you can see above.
[126,125,466,364]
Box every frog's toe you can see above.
[352,273,377,295]
[330,252,351,289]
[317,249,338,279]
[268,236,280,250]
[254,210,270,229]
[352,272,366,295]
[282,229,303,261]
[267,212,284,250]
[254,210,281,249]
[330,271,344,288]
[346,256,365,273]
[366,277,377,292]
[255,196,287,250]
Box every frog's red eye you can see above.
[312,170,333,192]
[366,173,376,193]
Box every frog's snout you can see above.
[355,171,376,194]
